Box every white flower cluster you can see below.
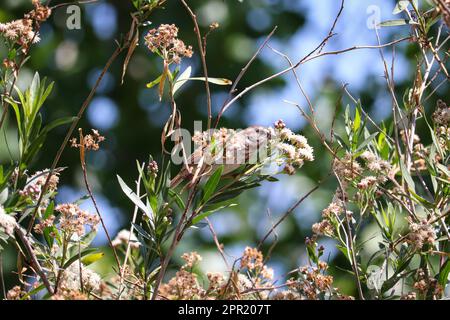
[19,170,60,201]
[0,206,16,237]
[270,121,314,174]
[112,229,140,249]
[60,262,102,292]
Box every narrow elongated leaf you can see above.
[378,19,409,27]
[192,203,237,225]
[202,166,223,204]
[168,189,185,210]
[63,248,99,268]
[355,132,378,152]
[399,161,415,192]
[132,223,154,241]
[146,75,162,89]
[187,77,232,86]
[438,259,450,287]
[353,107,361,132]
[117,175,153,219]
[81,252,105,265]
[41,116,76,134]
[173,66,192,94]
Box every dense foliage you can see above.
[0,0,449,300]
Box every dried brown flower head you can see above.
[0,1,51,50]
[407,219,436,250]
[19,170,60,201]
[144,24,193,65]
[240,247,264,270]
[71,129,105,151]
[6,286,28,300]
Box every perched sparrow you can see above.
[170,120,315,188]
[170,126,272,188]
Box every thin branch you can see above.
[180,0,212,129]
[219,37,412,118]
[317,0,345,54]
[205,217,230,270]
[215,26,278,127]
[26,24,136,235]
[14,227,54,295]
[78,134,121,271]
[258,179,327,248]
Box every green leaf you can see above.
[186,77,232,86]
[172,66,192,94]
[146,75,162,89]
[436,163,450,177]
[28,72,40,117]
[63,248,100,269]
[353,107,361,132]
[7,97,24,140]
[306,243,318,264]
[378,19,409,27]
[21,284,45,300]
[168,189,185,210]
[355,132,378,152]
[81,252,104,265]
[132,223,154,242]
[202,166,224,204]
[399,160,415,192]
[117,175,154,220]
[438,260,450,287]
[208,189,244,205]
[41,116,76,134]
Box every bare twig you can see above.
[14,227,54,295]
[205,217,230,270]
[26,23,136,235]
[78,129,121,270]
[317,0,345,54]
[180,0,213,129]
[219,37,411,118]
[215,26,278,127]
[258,178,328,248]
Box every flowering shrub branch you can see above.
[0,0,448,300]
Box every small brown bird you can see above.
[170,126,272,188]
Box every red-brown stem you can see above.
[26,45,126,235]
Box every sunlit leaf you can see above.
[172,66,192,94]
[187,77,232,86]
